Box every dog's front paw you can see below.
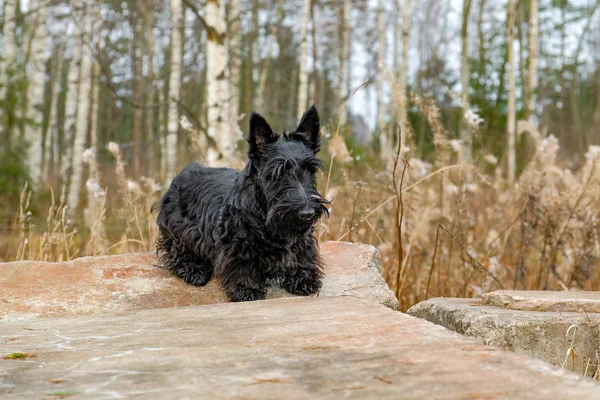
[282,277,322,296]
[173,265,213,286]
[227,287,267,302]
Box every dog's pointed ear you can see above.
[295,105,320,153]
[248,112,274,158]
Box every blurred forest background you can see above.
[1,0,600,310]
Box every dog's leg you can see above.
[218,262,267,302]
[225,285,267,302]
[158,236,214,286]
[280,266,322,296]
[280,238,324,296]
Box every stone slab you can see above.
[407,297,600,376]
[1,296,599,399]
[483,290,600,313]
[0,241,398,320]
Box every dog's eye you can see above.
[268,162,288,180]
[302,159,323,174]
[269,168,282,181]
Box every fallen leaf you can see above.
[332,385,367,391]
[374,376,392,384]
[302,345,332,351]
[45,379,67,384]
[248,378,293,385]
[49,391,77,399]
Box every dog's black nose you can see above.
[298,208,315,220]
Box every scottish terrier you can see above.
[153,105,329,302]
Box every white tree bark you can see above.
[44,43,65,182]
[67,0,94,214]
[527,0,538,127]
[251,0,260,88]
[144,5,157,176]
[0,0,17,127]
[24,0,48,189]
[507,0,516,184]
[131,10,143,175]
[166,0,183,185]
[89,11,103,170]
[393,1,400,76]
[256,0,284,112]
[338,0,350,124]
[296,0,311,119]
[389,0,400,122]
[460,0,473,162]
[376,0,389,158]
[228,0,242,122]
[62,1,83,182]
[159,82,167,181]
[398,0,409,154]
[206,0,235,165]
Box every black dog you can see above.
[153,105,329,302]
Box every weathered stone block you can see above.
[1,296,599,399]
[408,296,600,376]
[0,241,398,320]
[483,290,600,313]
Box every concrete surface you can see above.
[2,296,599,399]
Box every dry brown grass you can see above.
[4,143,161,262]
[316,93,600,311]
[9,184,79,262]
[4,97,600,314]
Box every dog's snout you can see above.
[298,208,315,220]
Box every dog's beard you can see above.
[265,195,329,238]
[266,202,314,236]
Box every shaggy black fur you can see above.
[153,105,329,302]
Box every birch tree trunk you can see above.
[206,0,235,164]
[67,0,94,214]
[166,0,183,184]
[527,0,538,127]
[506,0,516,184]
[0,0,18,139]
[296,0,311,119]
[256,0,284,112]
[393,1,400,78]
[89,11,103,171]
[244,0,259,113]
[159,82,167,181]
[44,43,65,182]
[398,0,409,155]
[517,1,527,113]
[228,0,242,122]
[143,4,156,176]
[389,0,400,122]
[288,66,298,120]
[477,0,487,93]
[460,0,473,162]
[338,0,350,124]
[24,0,48,189]
[131,8,143,175]
[311,2,319,105]
[376,0,389,158]
[89,65,101,161]
[62,1,83,183]
[251,2,260,88]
